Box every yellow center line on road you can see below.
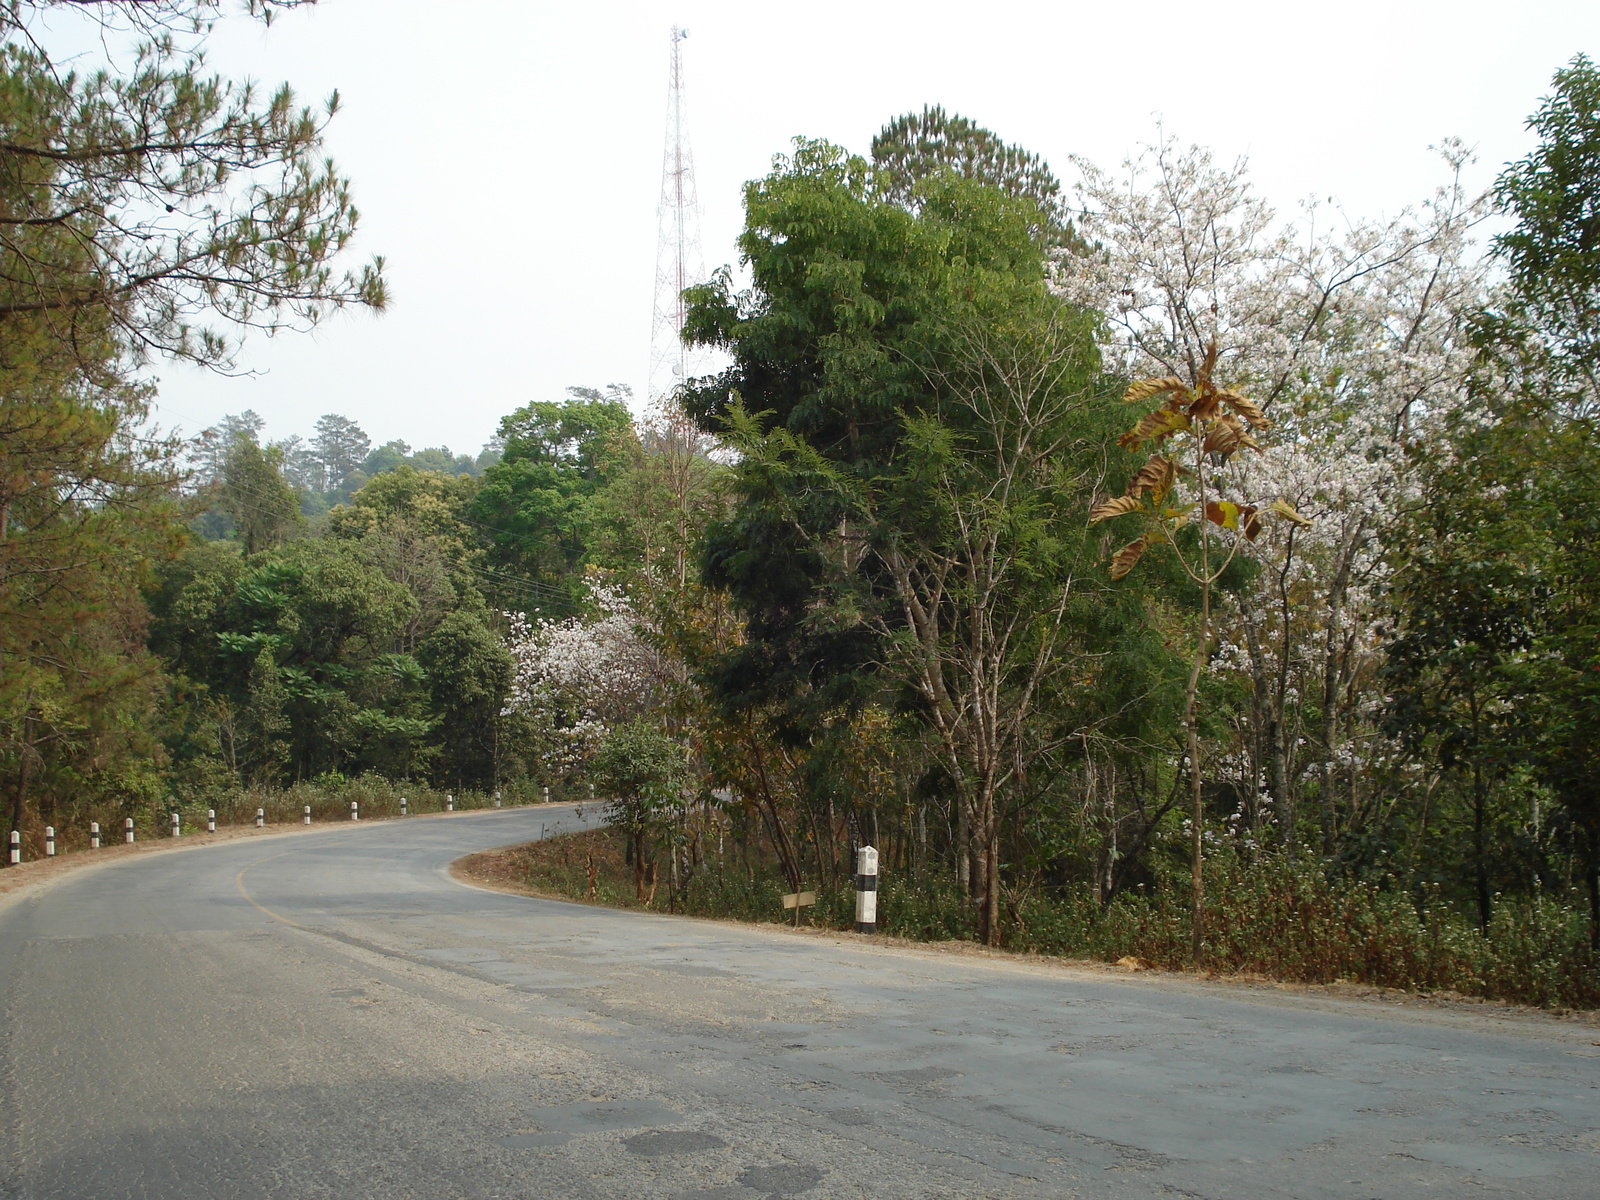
[235,847,310,928]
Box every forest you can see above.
[4,3,1599,1008]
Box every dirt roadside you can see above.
[452,839,1600,1043]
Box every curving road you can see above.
[1,808,1597,1200]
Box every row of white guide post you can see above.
[6,789,542,863]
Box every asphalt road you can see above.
[1,808,1597,1200]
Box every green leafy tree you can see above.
[324,468,485,651]
[1381,479,1547,928]
[193,411,266,484]
[312,414,372,490]
[588,402,725,587]
[469,388,633,612]
[0,4,384,373]
[220,434,303,553]
[684,138,1136,943]
[2,0,385,836]
[416,611,513,791]
[1488,53,1600,401]
[239,646,290,786]
[0,325,181,842]
[592,717,687,903]
[1388,56,1600,942]
[152,537,430,780]
[872,105,1076,247]
[1488,57,1600,940]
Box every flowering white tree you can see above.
[502,577,661,775]
[1058,135,1491,855]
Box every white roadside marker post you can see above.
[123,817,134,844]
[446,793,453,813]
[171,812,180,838]
[303,805,311,825]
[45,826,55,856]
[207,809,216,833]
[350,801,359,821]
[9,830,21,864]
[89,821,100,849]
[400,795,408,816]
[494,791,501,809]
[542,785,550,805]
[255,808,264,828]
[855,845,879,934]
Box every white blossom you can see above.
[1056,132,1492,828]
[502,577,660,774]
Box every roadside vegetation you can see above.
[4,4,1598,1008]
[488,826,1599,1011]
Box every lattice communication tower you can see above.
[649,25,708,405]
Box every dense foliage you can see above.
[2,10,1596,1004]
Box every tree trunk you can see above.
[1586,828,1599,951]
[983,822,1001,947]
[956,797,970,896]
[1472,764,1491,931]
[1184,567,1211,967]
[747,734,803,895]
[10,712,33,852]
[1186,709,1205,966]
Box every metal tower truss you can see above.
[649,25,710,406]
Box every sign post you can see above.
[781,889,817,927]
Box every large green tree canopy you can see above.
[681,137,1101,716]
[681,134,1145,942]
[1,0,384,831]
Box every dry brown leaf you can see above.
[1122,376,1186,404]
[1127,453,1178,500]
[1109,534,1151,580]
[1217,388,1272,430]
[1119,406,1190,450]
[1089,494,1144,523]
[1201,413,1261,455]
[1196,341,1219,394]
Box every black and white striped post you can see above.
[90,821,101,849]
[854,845,879,934]
[255,808,264,828]
[542,785,550,805]
[123,817,135,844]
[207,809,216,833]
[494,791,501,809]
[400,795,408,816]
[171,812,180,838]
[303,805,312,825]
[9,830,20,865]
[45,826,55,857]
[350,800,359,821]
[445,793,453,813]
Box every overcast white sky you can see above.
[126,0,1600,454]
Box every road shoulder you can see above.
[452,839,1600,1044]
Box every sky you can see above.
[59,0,1600,454]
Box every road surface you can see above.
[1,807,1597,1199]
